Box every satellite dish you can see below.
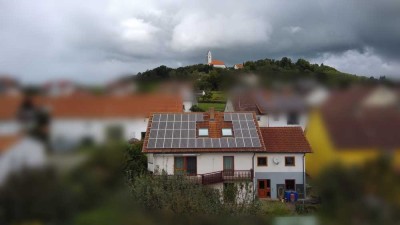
[273,157,280,165]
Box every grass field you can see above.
[197,102,226,112]
[260,200,295,216]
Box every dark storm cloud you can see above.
[0,0,399,84]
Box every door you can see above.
[258,179,271,198]
[223,156,234,176]
[186,156,197,175]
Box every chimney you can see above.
[209,107,215,121]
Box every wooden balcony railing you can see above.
[164,169,253,185]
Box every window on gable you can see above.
[198,128,209,137]
[222,128,233,136]
[257,157,268,166]
[287,112,299,125]
[285,156,295,166]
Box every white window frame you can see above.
[221,128,233,137]
[198,128,209,137]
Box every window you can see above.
[141,132,146,140]
[287,112,299,125]
[257,116,261,121]
[223,156,234,176]
[174,156,197,175]
[285,156,295,166]
[257,157,268,166]
[222,128,233,136]
[285,179,295,190]
[198,128,209,137]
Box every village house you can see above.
[234,64,244,70]
[225,90,308,131]
[306,86,400,177]
[142,109,311,200]
[0,94,183,151]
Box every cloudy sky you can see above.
[0,0,399,84]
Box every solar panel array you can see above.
[147,113,261,149]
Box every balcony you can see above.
[167,170,253,185]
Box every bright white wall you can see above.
[264,113,308,131]
[152,152,255,175]
[253,153,304,173]
[224,100,234,112]
[183,101,192,112]
[257,115,269,127]
[0,121,20,135]
[50,118,149,148]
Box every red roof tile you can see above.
[260,127,312,153]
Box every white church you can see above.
[207,51,226,69]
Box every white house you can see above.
[207,51,226,69]
[142,110,312,200]
[0,135,46,185]
[39,94,183,151]
[225,90,308,131]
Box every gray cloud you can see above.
[0,0,399,84]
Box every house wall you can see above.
[265,112,308,131]
[0,120,20,135]
[305,110,391,177]
[253,153,305,199]
[224,100,234,112]
[257,115,269,127]
[150,152,307,200]
[183,101,193,112]
[50,118,149,150]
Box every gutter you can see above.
[252,152,256,200]
[303,153,306,199]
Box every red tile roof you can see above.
[0,135,20,154]
[210,60,225,66]
[321,86,400,150]
[260,127,312,153]
[0,96,23,120]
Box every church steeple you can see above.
[207,50,212,64]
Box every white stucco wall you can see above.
[50,117,149,149]
[253,153,304,173]
[224,100,234,112]
[183,101,192,112]
[151,152,255,175]
[256,113,307,130]
[0,121,20,135]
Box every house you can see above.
[225,90,308,131]
[207,51,226,69]
[0,77,21,96]
[37,94,183,150]
[0,94,183,151]
[234,64,244,70]
[106,78,137,96]
[142,109,311,199]
[0,135,46,185]
[306,86,400,177]
[157,81,198,112]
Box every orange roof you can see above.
[234,64,244,69]
[0,94,183,119]
[0,135,20,154]
[0,96,23,120]
[210,60,225,66]
[260,127,312,153]
[37,94,183,118]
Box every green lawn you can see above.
[210,91,227,101]
[260,200,295,216]
[197,102,226,112]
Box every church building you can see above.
[207,51,226,69]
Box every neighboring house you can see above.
[37,94,183,150]
[106,78,137,96]
[306,86,400,177]
[42,80,88,97]
[207,51,226,69]
[0,96,22,135]
[234,64,244,70]
[0,135,46,185]
[0,77,21,96]
[226,90,308,131]
[157,82,197,112]
[142,110,311,200]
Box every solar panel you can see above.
[180,139,188,148]
[212,138,221,148]
[147,112,261,149]
[196,138,204,148]
[204,138,212,148]
[147,139,156,148]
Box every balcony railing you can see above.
[164,169,253,185]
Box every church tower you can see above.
[207,50,212,64]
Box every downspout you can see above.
[252,152,256,201]
[303,154,306,199]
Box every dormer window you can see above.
[198,128,209,137]
[222,128,233,137]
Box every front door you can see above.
[223,156,234,176]
[258,179,271,198]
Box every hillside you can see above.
[132,57,390,91]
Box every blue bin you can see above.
[284,191,298,202]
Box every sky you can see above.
[0,0,399,85]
